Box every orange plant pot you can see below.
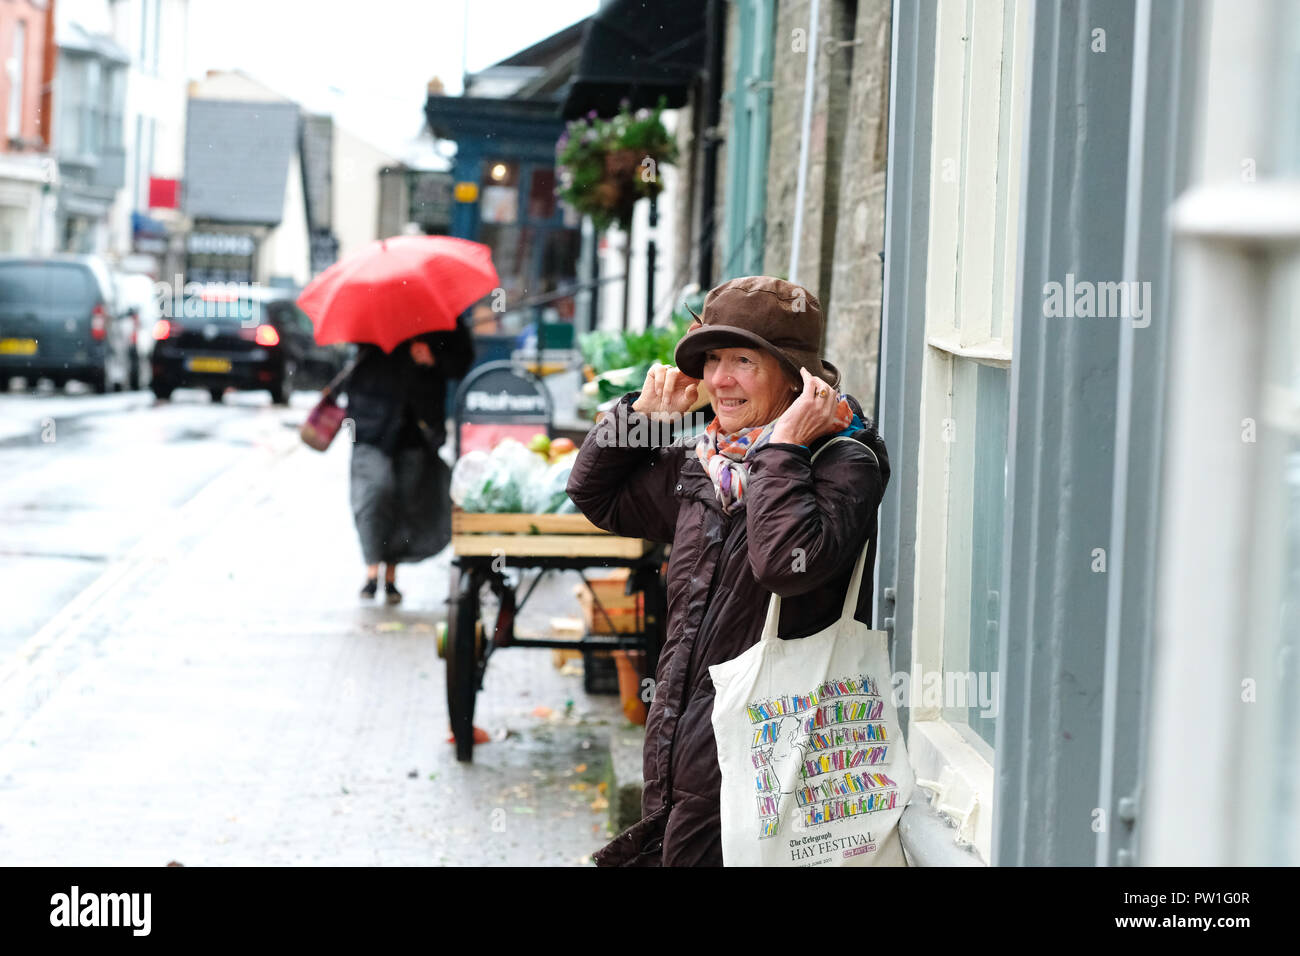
[612,649,648,725]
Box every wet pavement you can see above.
[0,384,627,865]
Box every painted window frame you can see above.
[905,0,1030,863]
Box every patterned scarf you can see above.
[695,394,855,512]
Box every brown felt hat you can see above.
[674,276,841,389]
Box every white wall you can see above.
[123,0,192,183]
[259,148,309,286]
[333,124,397,260]
[110,0,192,259]
[0,157,51,254]
[595,109,681,331]
[55,0,114,35]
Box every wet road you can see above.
[0,385,278,653]
[0,383,623,865]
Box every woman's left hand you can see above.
[410,341,435,366]
[770,367,840,446]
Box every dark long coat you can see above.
[341,320,475,455]
[566,391,890,866]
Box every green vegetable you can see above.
[578,309,694,377]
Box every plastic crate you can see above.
[582,648,621,696]
[576,569,643,634]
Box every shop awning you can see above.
[560,0,706,119]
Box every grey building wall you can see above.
[824,1,890,412]
[671,100,700,299]
[764,0,849,298]
[763,0,890,412]
[184,99,299,225]
[712,1,738,284]
[762,0,808,279]
[300,113,334,232]
[681,0,889,415]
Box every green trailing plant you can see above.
[577,308,698,418]
[556,98,679,232]
[579,309,694,377]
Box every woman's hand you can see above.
[631,363,700,420]
[770,367,841,446]
[410,341,435,366]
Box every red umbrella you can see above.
[297,235,499,352]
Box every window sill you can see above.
[926,333,1012,367]
[906,718,994,861]
[899,798,986,866]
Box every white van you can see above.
[113,271,162,390]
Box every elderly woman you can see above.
[566,276,891,867]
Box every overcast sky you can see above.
[186,0,600,159]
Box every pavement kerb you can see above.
[608,720,646,834]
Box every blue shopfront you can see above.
[423,95,581,363]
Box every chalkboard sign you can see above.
[453,360,553,459]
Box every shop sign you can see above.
[187,232,256,256]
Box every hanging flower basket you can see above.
[556,98,679,233]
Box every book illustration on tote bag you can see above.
[709,436,914,867]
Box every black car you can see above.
[150,287,348,403]
[0,256,133,393]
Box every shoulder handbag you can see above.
[300,351,366,452]
[709,435,914,866]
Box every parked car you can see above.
[113,270,162,391]
[150,285,348,403]
[0,255,132,393]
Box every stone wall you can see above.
[824,1,891,415]
[711,2,739,286]
[763,0,890,413]
[674,0,892,417]
[671,99,699,301]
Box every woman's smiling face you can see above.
[703,347,796,432]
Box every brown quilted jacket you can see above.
[566,392,890,866]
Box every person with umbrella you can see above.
[342,325,473,601]
[297,236,497,603]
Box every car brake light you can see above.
[153,319,172,340]
[255,325,280,347]
[90,305,108,341]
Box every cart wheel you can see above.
[435,620,448,659]
[446,568,483,763]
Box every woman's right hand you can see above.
[409,341,435,366]
[632,363,700,420]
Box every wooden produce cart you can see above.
[441,508,666,762]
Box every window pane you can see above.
[528,168,556,220]
[85,60,101,154]
[58,57,85,153]
[8,21,26,140]
[942,358,1009,753]
[0,262,97,306]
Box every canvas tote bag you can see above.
[709,436,914,867]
